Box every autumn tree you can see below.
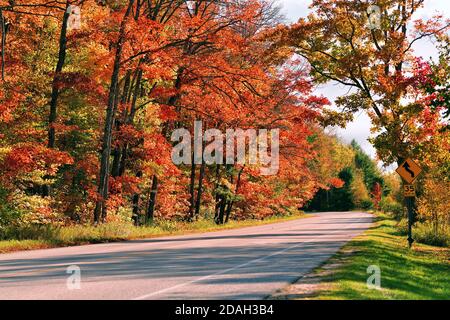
[269,0,450,165]
[0,0,374,230]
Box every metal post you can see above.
[406,197,414,248]
[397,159,421,248]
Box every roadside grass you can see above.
[312,212,450,300]
[396,219,449,247]
[0,213,308,254]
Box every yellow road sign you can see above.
[403,185,416,198]
[396,158,422,184]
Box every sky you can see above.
[278,0,450,164]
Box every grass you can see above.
[396,219,449,247]
[0,213,308,254]
[311,212,450,300]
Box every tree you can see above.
[424,34,450,122]
[351,140,384,193]
[0,0,380,229]
[269,0,450,165]
[371,182,382,210]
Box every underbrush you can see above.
[396,219,449,247]
[0,213,305,253]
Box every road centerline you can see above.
[132,214,368,300]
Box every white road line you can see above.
[132,213,369,300]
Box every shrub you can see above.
[0,188,21,230]
[359,199,374,210]
[380,198,404,220]
[396,218,408,235]
[417,177,450,240]
[395,219,449,247]
[414,222,449,247]
[0,224,58,241]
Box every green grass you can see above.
[0,213,308,254]
[313,212,450,300]
[396,219,449,247]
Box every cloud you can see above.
[278,0,310,22]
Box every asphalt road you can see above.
[0,211,372,300]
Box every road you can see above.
[0,211,372,300]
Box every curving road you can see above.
[0,211,372,300]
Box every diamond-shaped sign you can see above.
[396,158,422,184]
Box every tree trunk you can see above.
[213,165,221,222]
[111,147,122,178]
[118,144,128,177]
[117,68,142,177]
[188,151,196,220]
[111,70,132,177]
[225,167,244,223]
[94,0,135,224]
[0,9,7,81]
[194,155,206,218]
[48,4,69,150]
[146,175,158,223]
[131,171,143,226]
[43,4,70,197]
[217,197,226,225]
[128,69,143,122]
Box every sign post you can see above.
[405,197,414,247]
[396,159,422,248]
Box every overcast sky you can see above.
[278,0,450,164]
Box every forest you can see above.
[0,0,448,248]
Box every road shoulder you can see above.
[269,212,450,300]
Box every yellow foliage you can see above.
[351,169,370,206]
